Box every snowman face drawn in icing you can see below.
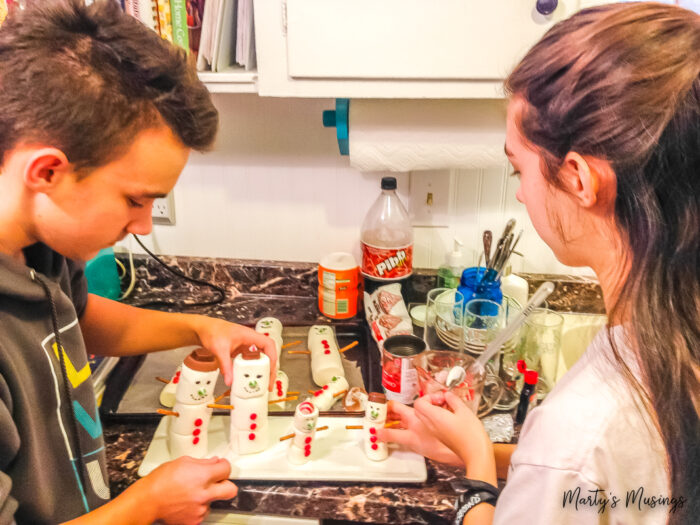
[365,400,386,423]
[259,319,273,329]
[232,352,270,399]
[175,367,219,404]
[294,401,318,433]
[312,326,330,336]
[242,370,264,394]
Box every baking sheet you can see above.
[138,415,427,483]
[103,323,375,420]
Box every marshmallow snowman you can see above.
[363,392,389,461]
[307,325,345,386]
[159,364,182,408]
[269,370,289,409]
[255,317,283,362]
[230,346,270,455]
[168,349,220,459]
[287,400,319,465]
[310,375,349,411]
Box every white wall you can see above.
[118,94,592,276]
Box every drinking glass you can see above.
[424,288,465,353]
[495,296,525,410]
[463,299,504,356]
[413,350,486,413]
[516,307,564,395]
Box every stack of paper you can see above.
[197,0,256,73]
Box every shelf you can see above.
[198,66,258,94]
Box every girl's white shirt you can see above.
[494,326,674,524]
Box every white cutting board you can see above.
[138,416,427,483]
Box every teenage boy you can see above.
[0,1,276,523]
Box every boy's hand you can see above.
[139,456,237,525]
[192,317,277,388]
[413,391,493,471]
[376,400,464,466]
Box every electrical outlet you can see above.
[152,192,176,225]
[409,171,451,227]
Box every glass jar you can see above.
[458,266,503,305]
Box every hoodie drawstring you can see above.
[30,269,88,504]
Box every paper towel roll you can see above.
[348,99,507,172]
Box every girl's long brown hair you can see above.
[506,3,699,523]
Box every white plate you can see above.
[138,416,427,483]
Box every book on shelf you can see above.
[155,0,172,43]
[170,0,188,51]
[196,0,254,73]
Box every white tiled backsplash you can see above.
[118,94,592,277]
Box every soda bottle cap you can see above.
[381,177,397,190]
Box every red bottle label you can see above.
[361,243,413,280]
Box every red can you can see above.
[381,334,426,405]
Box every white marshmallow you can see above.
[270,370,289,409]
[255,317,283,361]
[363,398,388,461]
[307,325,345,386]
[231,423,269,455]
[159,364,181,408]
[310,375,349,411]
[174,365,219,406]
[167,404,212,458]
[287,401,318,465]
[230,349,270,456]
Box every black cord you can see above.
[32,271,89,501]
[130,234,226,309]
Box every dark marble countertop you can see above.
[104,255,604,524]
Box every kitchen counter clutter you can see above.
[104,254,605,524]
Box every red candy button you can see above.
[194,418,202,427]
[264,332,269,336]
[250,413,257,420]
[305,436,312,444]
[370,436,377,443]
[250,423,257,430]
[304,450,311,457]
[193,437,199,445]
[371,444,378,451]
[324,350,330,355]
[369,427,376,435]
[322,385,328,390]
[193,428,201,436]
[314,390,322,397]
[249,433,256,440]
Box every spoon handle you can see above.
[472,282,555,371]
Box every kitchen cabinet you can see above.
[200,0,616,97]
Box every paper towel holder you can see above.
[322,98,350,155]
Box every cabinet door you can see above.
[286,0,582,81]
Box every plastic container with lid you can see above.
[318,252,360,319]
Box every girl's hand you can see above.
[376,400,464,466]
[192,316,277,388]
[139,456,238,525]
[413,391,496,482]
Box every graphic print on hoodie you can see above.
[0,243,110,524]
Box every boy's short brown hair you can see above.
[0,0,218,173]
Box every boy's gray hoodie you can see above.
[0,243,110,524]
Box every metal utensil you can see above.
[470,282,555,373]
[483,230,492,268]
[445,366,466,390]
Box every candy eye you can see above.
[195,380,201,385]
[256,374,262,379]
[244,373,249,378]
[206,380,211,385]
